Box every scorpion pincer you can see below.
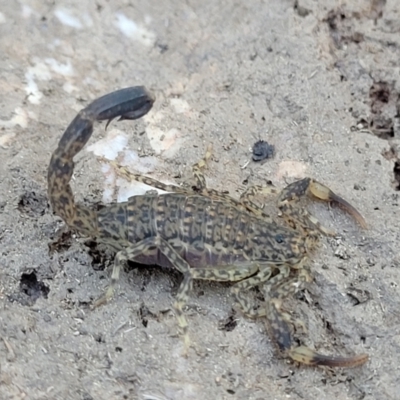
[48,86,368,368]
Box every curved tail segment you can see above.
[48,86,155,235]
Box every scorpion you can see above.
[48,86,369,368]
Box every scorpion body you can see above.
[48,86,368,368]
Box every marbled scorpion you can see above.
[48,86,368,367]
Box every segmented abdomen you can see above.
[120,192,300,268]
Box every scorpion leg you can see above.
[231,264,290,318]
[189,146,272,214]
[98,145,213,196]
[187,263,277,319]
[103,145,281,218]
[103,145,256,212]
[239,184,280,218]
[92,236,190,294]
[277,178,367,236]
[99,159,190,195]
[173,263,275,344]
[98,145,214,197]
[265,268,369,367]
[190,144,212,189]
[92,235,200,352]
[169,263,264,353]
[191,146,270,215]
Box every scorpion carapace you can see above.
[48,87,368,368]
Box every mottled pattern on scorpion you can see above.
[48,86,368,368]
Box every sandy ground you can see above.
[1,1,400,399]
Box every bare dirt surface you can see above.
[1,1,400,399]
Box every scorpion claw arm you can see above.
[266,299,368,368]
[278,178,367,232]
[308,180,367,229]
[288,346,369,368]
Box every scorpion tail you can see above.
[48,87,155,234]
[266,299,368,368]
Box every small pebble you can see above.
[43,314,51,323]
[252,140,275,161]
